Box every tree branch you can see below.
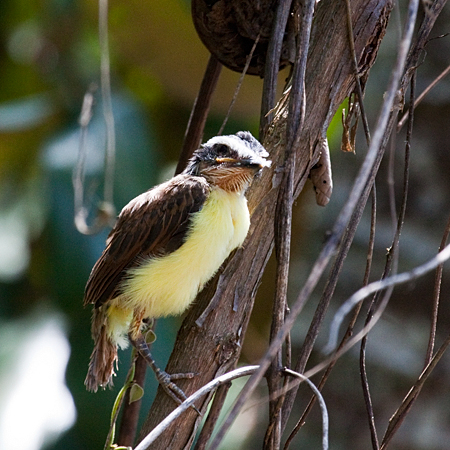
[136,0,396,448]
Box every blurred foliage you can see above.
[1,0,450,449]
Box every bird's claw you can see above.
[155,369,200,414]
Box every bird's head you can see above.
[185,131,271,193]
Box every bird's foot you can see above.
[154,367,197,407]
[129,332,200,413]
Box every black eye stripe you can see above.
[214,144,229,156]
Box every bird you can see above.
[83,131,270,402]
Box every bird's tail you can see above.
[85,306,118,392]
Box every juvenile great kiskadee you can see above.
[84,131,270,401]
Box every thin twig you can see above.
[387,133,397,228]
[99,0,115,207]
[117,353,147,447]
[273,323,450,448]
[73,0,116,235]
[284,303,365,450]
[266,2,315,448]
[217,35,260,136]
[282,330,450,450]
[344,0,371,142]
[324,242,450,355]
[359,66,415,450]
[364,186,378,289]
[292,251,449,394]
[425,214,450,364]
[380,332,450,449]
[281,157,376,429]
[315,0,447,382]
[135,366,259,450]
[379,210,450,450]
[374,208,450,450]
[286,0,315,151]
[191,239,450,450]
[193,382,232,450]
[259,0,293,139]
[103,359,137,450]
[176,55,222,174]
[397,63,450,131]
[283,369,329,450]
[281,185,372,430]
[73,85,95,231]
[208,2,420,448]
[360,321,380,450]
[284,184,377,449]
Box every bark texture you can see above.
[137,0,392,448]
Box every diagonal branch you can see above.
[265,2,315,448]
[136,1,398,448]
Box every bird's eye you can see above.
[215,144,229,157]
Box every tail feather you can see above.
[85,307,118,392]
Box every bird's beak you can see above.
[215,157,239,164]
[215,156,271,170]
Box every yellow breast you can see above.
[120,187,250,319]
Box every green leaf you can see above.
[129,383,144,403]
[145,329,157,344]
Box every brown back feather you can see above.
[83,174,210,308]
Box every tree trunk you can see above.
[137,0,392,448]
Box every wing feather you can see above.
[83,174,210,307]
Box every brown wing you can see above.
[83,174,210,308]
